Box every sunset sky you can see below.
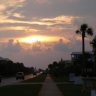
[0,0,96,69]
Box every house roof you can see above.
[71,51,93,55]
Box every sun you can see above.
[25,36,42,42]
[19,36,56,43]
[19,35,70,44]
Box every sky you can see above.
[0,0,96,69]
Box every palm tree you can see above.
[76,24,93,75]
[91,36,96,75]
[91,36,96,53]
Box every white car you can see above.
[16,72,24,80]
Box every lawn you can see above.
[0,84,42,96]
[51,75,91,96]
[22,73,47,83]
[57,84,90,96]
[83,77,96,89]
[51,75,70,82]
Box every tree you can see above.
[76,24,93,75]
[91,36,96,53]
[91,36,96,75]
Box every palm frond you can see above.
[91,39,96,48]
[76,30,80,34]
[80,24,88,32]
[87,28,93,36]
[91,36,96,48]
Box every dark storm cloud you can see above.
[13,0,96,19]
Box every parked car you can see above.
[16,72,24,80]
[33,72,37,75]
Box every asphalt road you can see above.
[0,74,35,87]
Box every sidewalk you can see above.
[38,74,63,96]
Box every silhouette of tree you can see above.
[91,36,96,75]
[76,24,93,75]
[91,36,96,53]
[48,60,72,77]
[0,59,34,77]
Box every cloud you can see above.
[0,0,95,69]
[32,42,42,52]
[35,0,49,5]
[0,0,25,11]
[0,39,24,63]
[0,14,81,43]
[0,38,92,69]
[41,16,81,26]
[16,0,96,19]
[0,39,70,68]
[31,41,53,52]
[0,15,80,34]
[22,46,72,68]
[53,39,72,52]
[12,12,25,18]
[0,0,26,26]
[0,39,22,53]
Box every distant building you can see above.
[63,60,72,66]
[71,51,93,63]
[59,59,72,67]
[71,51,94,74]
[0,57,10,61]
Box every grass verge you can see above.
[22,73,47,83]
[0,84,41,96]
[57,84,90,96]
[51,75,70,82]
[51,75,90,96]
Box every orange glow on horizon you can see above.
[19,36,58,43]
[19,35,70,44]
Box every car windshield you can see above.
[17,72,23,75]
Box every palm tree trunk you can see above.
[82,32,85,75]
[93,51,96,75]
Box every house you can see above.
[0,57,10,61]
[71,51,93,64]
[71,51,94,75]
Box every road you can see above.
[0,74,36,87]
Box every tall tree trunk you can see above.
[82,36,85,55]
[93,51,96,75]
[82,32,85,75]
